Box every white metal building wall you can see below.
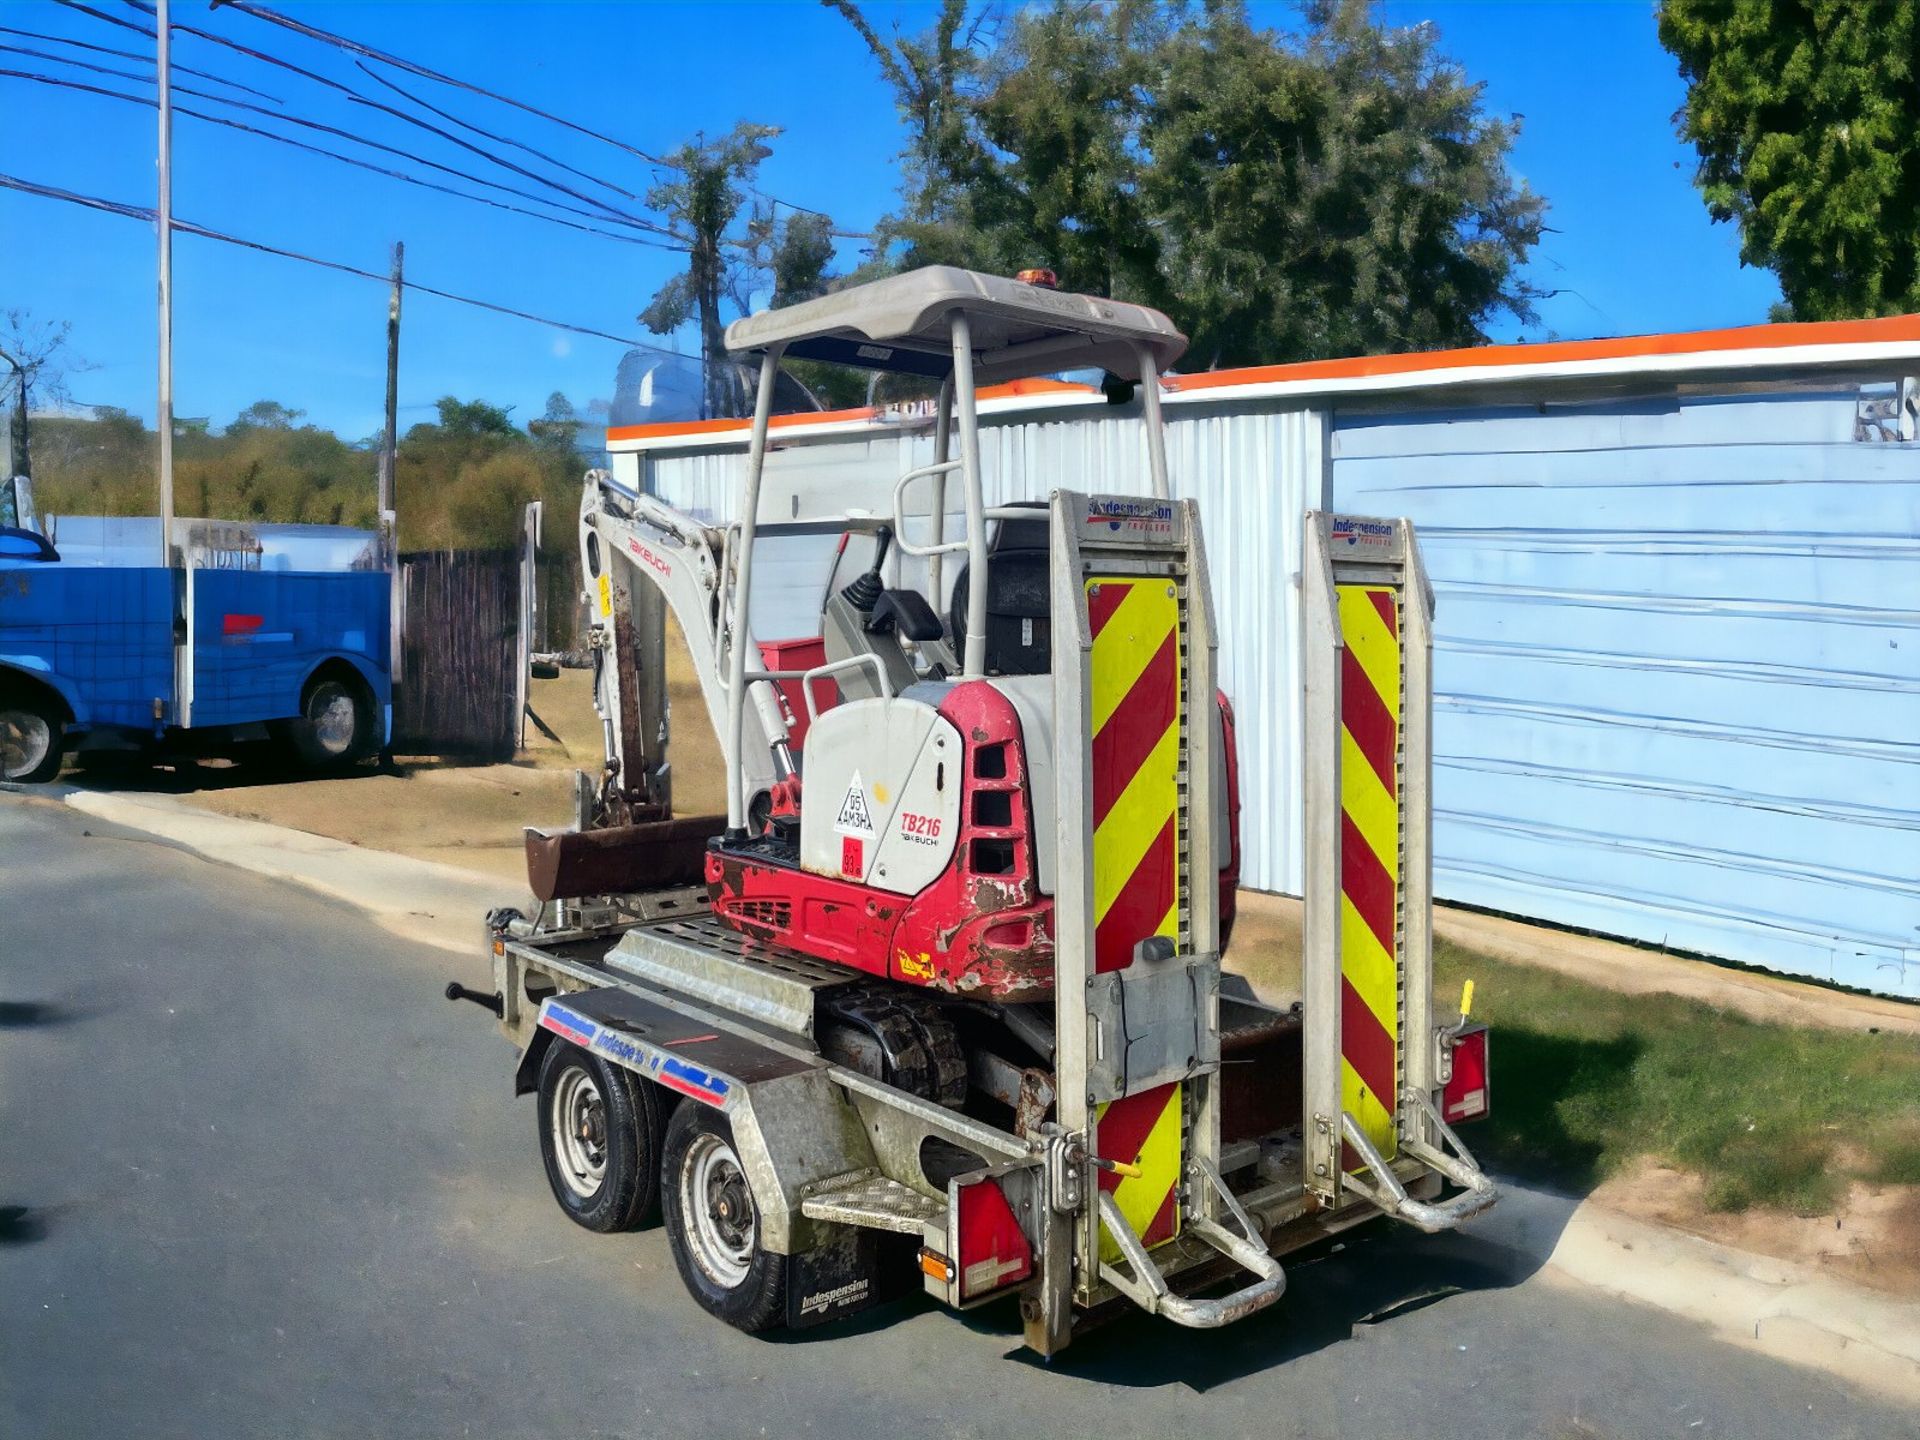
[636,400,1327,895]
[1331,385,1920,996]
[622,371,1920,994]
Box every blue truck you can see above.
[0,490,391,783]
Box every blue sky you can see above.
[1,0,1782,439]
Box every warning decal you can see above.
[835,772,875,835]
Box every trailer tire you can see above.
[0,687,63,784]
[661,1102,786,1333]
[278,667,375,770]
[536,1041,661,1233]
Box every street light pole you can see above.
[156,0,175,567]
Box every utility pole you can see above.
[2,357,27,480]
[156,0,175,568]
[379,241,404,686]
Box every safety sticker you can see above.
[835,771,875,835]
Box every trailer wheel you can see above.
[279,669,374,770]
[536,1041,661,1233]
[661,1102,786,1333]
[0,689,63,784]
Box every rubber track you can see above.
[821,988,968,1110]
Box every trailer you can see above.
[0,505,390,783]
[451,268,1494,1354]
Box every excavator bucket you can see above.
[525,815,726,902]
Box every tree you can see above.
[1660,0,1919,320]
[825,0,992,264]
[225,398,305,434]
[529,391,583,456]
[828,0,1546,366]
[0,310,84,480]
[1149,0,1545,365]
[641,123,780,419]
[431,396,517,439]
[770,211,839,308]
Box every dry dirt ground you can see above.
[1592,1157,1920,1300]
[87,624,1918,1292]
[124,619,729,884]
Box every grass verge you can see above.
[1433,938,1920,1214]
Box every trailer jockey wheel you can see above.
[661,1102,787,1332]
[536,1041,662,1233]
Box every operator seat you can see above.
[947,503,1051,677]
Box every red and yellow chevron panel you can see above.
[1087,577,1183,974]
[1338,583,1402,1167]
[1096,1080,1182,1261]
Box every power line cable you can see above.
[0,41,272,107]
[0,168,690,358]
[156,16,662,231]
[0,21,280,101]
[0,68,687,252]
[73,0,856,241]
[191,0,682,168]
[352,61,636,203]
[188,0,852,233]
[56,3,680,239]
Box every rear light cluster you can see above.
[1442,1024,1490,1125]
[922,1173,1032,1305]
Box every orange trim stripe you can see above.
[606,314,1920,445]
[1164,312,1920,397]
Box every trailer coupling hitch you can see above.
[444,982,505,1018]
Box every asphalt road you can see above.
[2,793,1913,1440]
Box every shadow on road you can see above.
[758,1191,1578,1393]
[991,1222,1541,1391]
[61,750,390,796]
[0,1205,53,1246]
[0,997,93,1030]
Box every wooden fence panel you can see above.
[394,548,518,759]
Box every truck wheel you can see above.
[536,1041,661,1233]
[661,1102,786,1332]
[0,691,62,784]
[282,671,373,770]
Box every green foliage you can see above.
[771,212,838,309]
[642,123,784,420]
[528,391,583,456]
[1433,940,1920,1214]
[226,398,305,434]
[830,0,1545,366]
[1660,0,1919,320]
[429,395,517,439]
[825,0,984,241]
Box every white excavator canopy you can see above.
[723,265,1187,385]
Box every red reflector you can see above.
[222,613,264,635]
[955,1177,1032,1301]
[1442,1025,1490,1125]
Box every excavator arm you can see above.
[577,472,783,828]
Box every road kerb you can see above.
[1538,1197,1920,1406]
